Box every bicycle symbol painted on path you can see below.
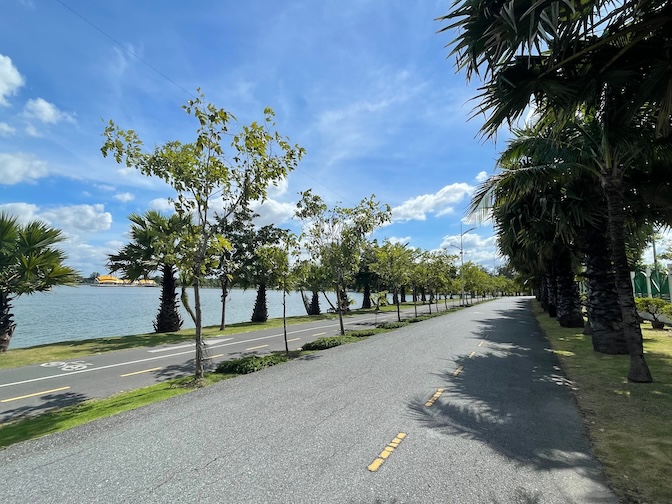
[41,361,93,372]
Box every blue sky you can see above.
[0,0,506,276]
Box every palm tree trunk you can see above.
[309,291,320,315]
[0,292,16,353]
[361,283,372,309]
[539,276,549,311]
[583,226,627,354]
[603,174,653,382]
[555,250,584,328]
[251,283,268,322]
[546,270,558,318]
[154,264,182,333]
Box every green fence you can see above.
[632,269,671,300]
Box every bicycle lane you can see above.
[0,308,416,422]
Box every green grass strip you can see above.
[534,301,672,504]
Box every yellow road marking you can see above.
[246,344,268,351]
[453,366,464,376]
[1,386,71,403]
[120,367,161,377]
[469,351,476,358]
[210,354,225,359]
[424,388,445,407]
[368,433,407,472]
[287,338,301,342]
[478,341,484,347]
[313,332,326,336]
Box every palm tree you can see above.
[108,210,188,333]
[441,0,672,382]
[0,213,78,352]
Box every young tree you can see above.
[0,213,78,352]
[102,92,304,379]
[108,210,188,333]
[370,241,414,322]
[296,190,391,335]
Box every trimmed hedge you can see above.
[215,353,289,375]
[377,321,409,330]
[347,328,386,338]
[302,336,358,350]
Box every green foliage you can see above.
[377,321,409,330]
[407,316,431,323]
[347,328,385,338]
[215,353,289,374]
[302,336,358,350]
[635,297,670,322]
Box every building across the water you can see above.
[94,275,158,287]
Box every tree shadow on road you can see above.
[407,298,613,500]
[0,390,90,424]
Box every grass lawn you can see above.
[534,302,672,504]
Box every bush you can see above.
[377,321,409,330]
[347,328,385,338]
[407,316,431,323]
[635,297,670,322]
[302,336,357,350]
[215,353,289,375]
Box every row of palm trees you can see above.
[443,0,672,382]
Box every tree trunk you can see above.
[400,286,406,303]
[539,276,549,311]
[309,290,321,315]
[251,283,268,323]
[336,285,345,335]
[546,271,557,318]
[394,287,401,322]
[153,264,182,333]
[583,226,627,354]
[555,250,585,328]
[219,275,230,331]
[603,174,652,382]
[194,279,205,380]
[362,283,372,309]
[0,291,16,353]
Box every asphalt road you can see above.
[0,305,436,422]
[0,297,618,503]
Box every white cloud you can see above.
[267,177,288,198]
[25,124,40,137]
[94,183,116,192]
[0,202,41,224]
[0,152,49,184]
[113,192,135,203]
[23,98,75,125]
[392,183,474,222]
[475,171,488,183]
[250,198,297,227]
[149,198,173,211]
[0,54,24,106]
[0,122,15,135]
[385,236,411,245]
[40,204,112,233]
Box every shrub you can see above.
[377,321,408,330]
[407,316,431,323]
[347,328,385,338]
[302,336,357,350]
[215,353,289,375]
[635,297,670,329]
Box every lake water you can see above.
[11,286,362,349]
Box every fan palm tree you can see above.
[0,212,78,352]
[108,210,188,333]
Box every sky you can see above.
[0,0,509,277]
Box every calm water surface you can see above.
[12,286,361,349]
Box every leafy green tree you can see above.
[296,190,391,335]
[102,92,304,379]
[293,260,330,316]
[108,210,188,333]
[370,241,414,322]
[0,213,78,352]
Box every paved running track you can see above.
[0,297,618,503]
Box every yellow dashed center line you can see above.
[478,341,484,347]
[313,332,326,336]
[287,338,301,342]
[120,367,161,377]
[453,365,464,376]
[368,432,407,472]
[246,344,268,351]
[424,388,445,407]
[210,354,225,359]
[469,351,476,358]
[1,386,71,403]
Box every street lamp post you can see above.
[449,224,475,307]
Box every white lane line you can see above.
[147,337,232,353]
[0,315,397,390]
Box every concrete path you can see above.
[0,297,618,503]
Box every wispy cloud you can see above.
[0,54,24,106]
[392,183,474,222]
[0,152,49,184]
[0,122,15,135]
[23,97,75,125]
[113,192,135,203]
